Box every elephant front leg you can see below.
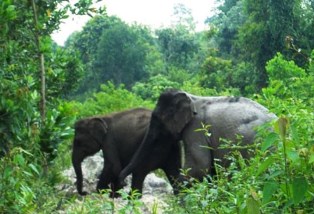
[96,163,112,194]
[163,142,182,195]
[130,171,146,197]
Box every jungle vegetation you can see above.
[1,0,313,213]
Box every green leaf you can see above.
[262,181,279,204]
[256,157,275,176]
[261,132,279,152]
[274,117,289,141]
[287,151,299,163]
[267,170,283,179]
[4,166,12,178]
[309,154,314,164]
[14,154,25,166]
[28,164,40,175]
[247,197,260,214]
[292,177,308,204]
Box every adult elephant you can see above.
[72,107,180,196]
[119,89,277,193]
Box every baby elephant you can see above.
[72,108,151,196]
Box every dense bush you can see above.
[73,82,153,118]
[132,74,181,101]
[166,115,313,213]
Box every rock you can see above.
[143,173,173,195]
[60,151,104,194]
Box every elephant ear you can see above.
[164,91,195,136]
[88,118,108,144]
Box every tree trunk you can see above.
[31,0,46,123]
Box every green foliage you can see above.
[181,81,220,96]
[267,53,306,80]
[167,114,314,213]
[66,5,208,95]
[95,20,151,88]
[143,43,166,76]
[74,82,153,117]
[47,44,85,97]
[0,148,39,212]
[0,0,103,212]
[166,52,314,213]
[0,73,39,155]
[65,15,109,64]
[156,27,199,71]
[59,189,144,213]
[1,0,314,212]
[209,0,246,56]
[0,147,66,213]
[209,0,314,92]
[39,102,77,162]
[132,74,181,101]
[0,0,99,154]
[200,55,233,91]
[199,53,255,95]
[67,15,157,93]
[0,97,78,211]
[263,53,313,101]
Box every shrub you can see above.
[74,82,153,118]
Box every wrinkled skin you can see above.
[119,89,277,192]
[72,108,152,196]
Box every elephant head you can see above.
[72,117,108,195]
[153,89,196,137]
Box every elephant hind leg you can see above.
[102,146,123,196]
[164,168,181,195]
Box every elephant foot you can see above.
[96,187,109,194]
[78,191,88,196]
[109,191,121,198]
[96,181,110,194]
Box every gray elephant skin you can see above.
[72,107,180,196]
[119,89,277,194]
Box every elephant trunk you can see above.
[118,121,158,185]
[72,149,87,195]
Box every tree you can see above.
[207,0,313,93]
[156,27,199,72]
[0,0,104,211]
[155,4,200,73]
[0,0,103,155]
[67,16,157,92]
[208,0,246,57]
[236,0,299,88]
[171,3,196,32]
[94,20,151,88]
